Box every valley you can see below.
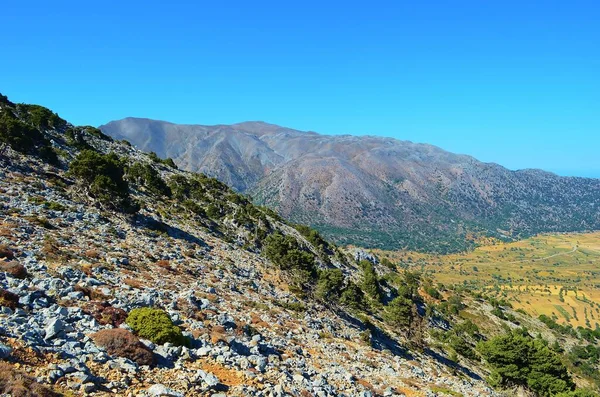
[378,232,600,329]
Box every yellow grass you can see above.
[376,232,600,328]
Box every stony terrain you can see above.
[0,95,507,397]
[100,119,600,253]
[1,94,597,397]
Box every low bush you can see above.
[83,302,127,327]
[477,329,575,396]
[127,162,171,197]
[0,245,14,260]
[91,328,154,366]
[126,307,186,346]
[0,289,19,309]
[0,362,61,396]
[68,150,137,212]
[315,268,344,302]
[0,261,28,279]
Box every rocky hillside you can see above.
[100,119,600,253]
[1,94,598,397]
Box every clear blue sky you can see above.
[1,1,598,177]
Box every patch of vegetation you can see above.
[477,329,575,396]
[0,105,58,164]
[126,307,187,346]
[263,232,317,287]
[68,150,138,212]
[92,328,154,366]
[148,151,177,169]
[127,162,171,197]
[0,362,62,396]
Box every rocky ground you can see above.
[0,151,501,396]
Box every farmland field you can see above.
[376,232,600,329]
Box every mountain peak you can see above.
[100,118,600,253]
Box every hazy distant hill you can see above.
[101,118,600,252]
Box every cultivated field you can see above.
[377,232,600,329]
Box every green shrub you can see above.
[127,162,171,197]
[68,150,137,212]
[384,296,413,328]
[315,268,344,302]
[360,260,381,302]
[477,330,575,396]
[263,232,317,288]
[449,334,478,360]
[148,151,177,168]
[339,281,365,310]
[126,308,186,346]
[0,108,58,164]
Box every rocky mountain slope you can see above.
[100,119,600,253]
[1,94,598,397]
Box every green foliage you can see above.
[360,260,382,303]
[126,308,186,346]
[263,232,317,286]
[16,104,66,131]
[294,224,332,253]
[127,162,171,197]
[339,281,365,310]
[448,334,478,360]
[477,330,575,396]
[439,294,464,315]
[555,390,599,397]
[148,151,177,168]
[68,150,137,212]
[0,107,58,164]
[384,295,413,328]
[84,126,112,141]
[315,268,344,302]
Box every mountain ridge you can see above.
[100,118,600,253]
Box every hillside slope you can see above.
[1,94,599,397]
[101,118,600,253]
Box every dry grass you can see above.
[0,362,61,397]
[123,278,145,289]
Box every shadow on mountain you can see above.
[132,213,208,248]
[424,348,482,380]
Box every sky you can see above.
[1,1,598,177]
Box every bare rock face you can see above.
[101,119,600,252]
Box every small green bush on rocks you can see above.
[126,308,186,346]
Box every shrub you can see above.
[0,261,28,279]
[477,330,575,396]
[360,260,381,302]
[148,151,177,168]
[263,232,317,280]
[384,296,413,328]
[83,302,127,327]
[68,150,137,212]
[16,104,66,131]
[92,328,154,366]
[448,334,478,360]
[339,282,365,310]
[0,362,61,397]
[315,268,344,302]
[0,244,14,260]
[126,307,186,346]
[127,162,171,197]
[0,289,19,309]
[0,107,58,164]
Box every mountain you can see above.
[2,94,599,396]
[101,118,600,253]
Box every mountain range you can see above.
[100,118,600,253]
